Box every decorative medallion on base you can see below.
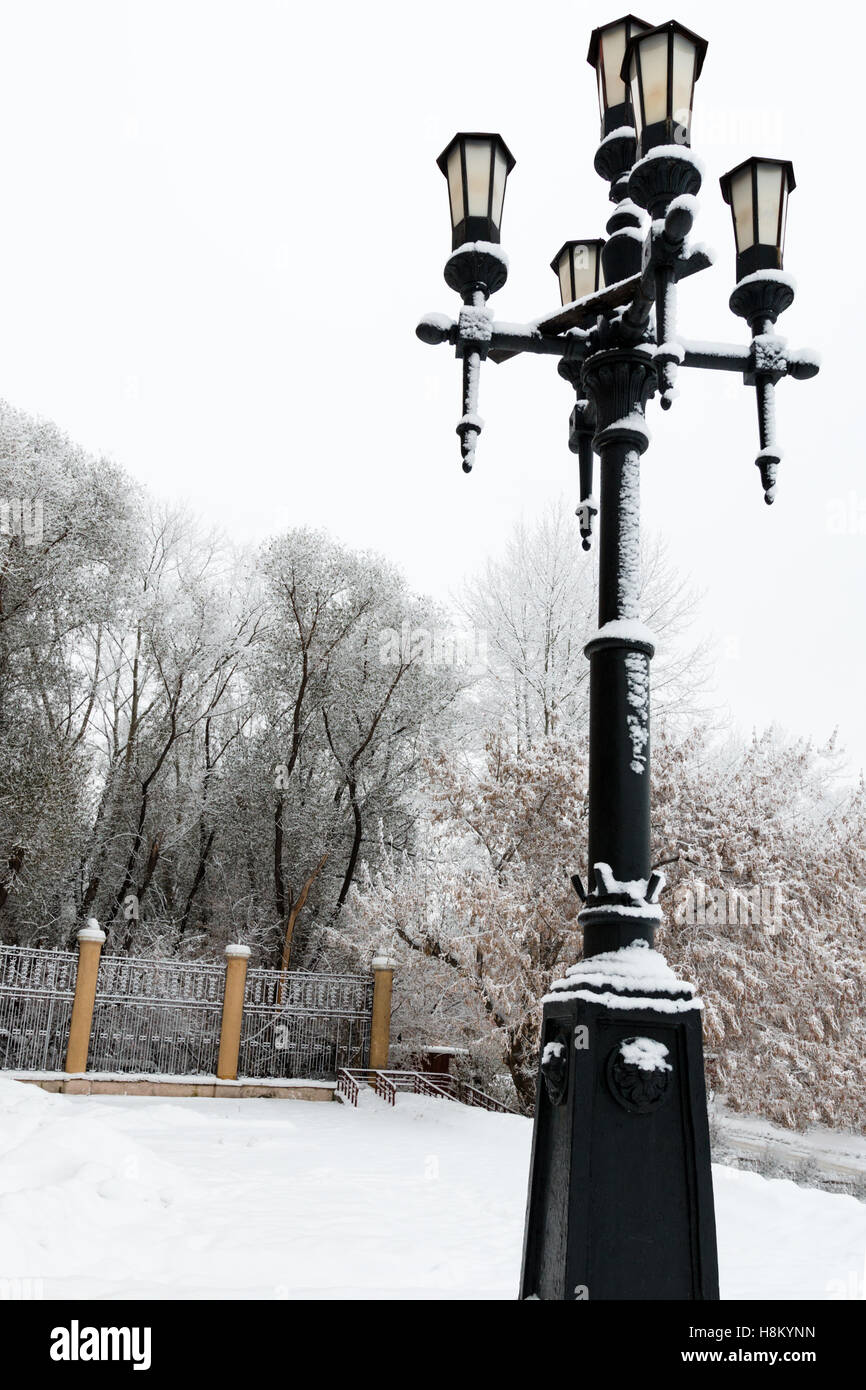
[607,1035,672,1113]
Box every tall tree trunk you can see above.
[274,792,286,923]
[179,829,216,935]
[335,784,363,911]
[280,852,328,973]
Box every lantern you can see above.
[587,15,654,137]
[622,20,708,157]
[720,156,796,281]
[550,240,606,306]
[437,133,516,250]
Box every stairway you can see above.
[336,1067,517,1114]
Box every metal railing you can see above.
[0,942,376,1083]
[87,954,225,1075]
[0,945,77,1071]
[336,1067,518,1115]
[237,969,374,1082]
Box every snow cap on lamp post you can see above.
[550,239,605,307]
[621,20,708,158]
[437,132,516,251]
[720,156,796,282]
[587,15,654,138]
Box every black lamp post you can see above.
[416,16,818,1301]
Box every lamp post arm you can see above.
[678,338,820,378]
[488,326,590,361]
[416,313,587,361]
[676,332,820,503]
[416,310,594,471]
[679,341,752,373]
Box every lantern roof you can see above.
[586,14,653,69]
[720,156,796,203]
[549,238,605,276]
[436,133,517,178]
[620,19,709,83]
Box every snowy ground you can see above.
[1,1077,863,1300]
[710,1099,866,1196]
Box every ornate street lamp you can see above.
[416,17,819,1300]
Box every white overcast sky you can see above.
[0,0,863,772]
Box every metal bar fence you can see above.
[0,943,376,1083]
[238,969,374,1081]
[0,945,78,1071]
[86,955,226,1076]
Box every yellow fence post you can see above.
[217,944,250,1081]
[369,954,395,1072]
[64,920,106,1074]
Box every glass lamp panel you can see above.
[636,31,671,127]
[601,23,628,111]
[557,253,573,305]
[464,138,494,218]
[671,33,697,141]
[730,166,755,253]
[571,245,598,300]
[756,162,785,248]
[491,147,508,230]
[628,58,643,140]
[446,145,464,230]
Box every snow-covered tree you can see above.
[349,736,587,1108]
[459,498,709,750]
[349,727,866,1129]
[654,726,866,1131]
[0,400,141,940]
[247,529,466,967]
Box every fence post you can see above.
[64,920,106,1074]
[369,954,396,1071]
[217,944,250,1081]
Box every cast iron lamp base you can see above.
[520,942,720,1301]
